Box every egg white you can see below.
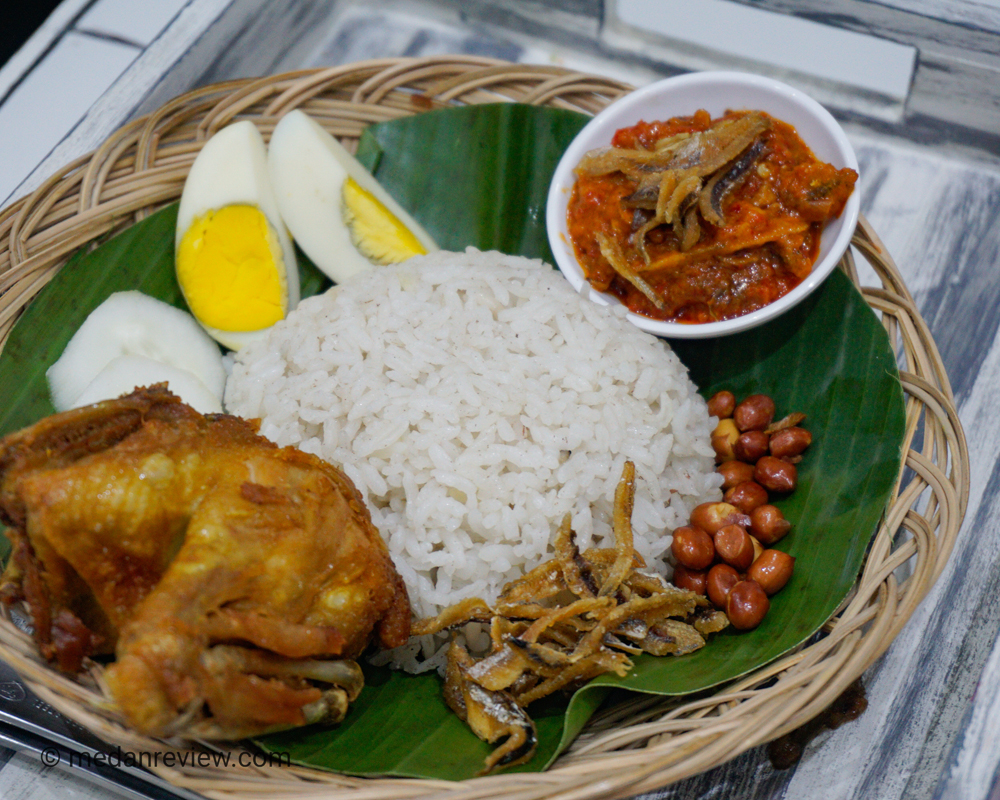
[176,120,299,350]
[267,109,437,284]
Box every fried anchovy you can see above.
[699,137,767,227]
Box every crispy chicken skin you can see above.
[0,385,409,739]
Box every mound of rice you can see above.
[225,249,721,670]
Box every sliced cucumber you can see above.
[72,355,223,414]
[46,291,225,411]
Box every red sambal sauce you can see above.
[566,109,858,324]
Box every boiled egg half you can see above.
[267,109,438,283]
[175,120,299,350]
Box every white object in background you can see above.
[77,0,191,47]
[0,0,90,101]
[0,32,138,204]
[611,0,916,102]
[0,0,236,208]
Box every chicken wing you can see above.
[0,385,409,738]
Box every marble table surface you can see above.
[1,2,999,799]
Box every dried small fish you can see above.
[514,650,631,707]
[669,112,769,176]
[554,514,600,597]
[596,232,665,310]
[640,619,706,657]
[578,112,772,272]
[664,172,702,226]
[699,137,767,227]
[622,173,666,209]
[444,641,537,775]
[690,607,730,635]
[653,132,692,152]
[574,146,670,177]
[599,459,635,597]
[411,597,494,637]
[656,171,679,222]
[499,560,566,604]
[415,461,728,774]
[679,207,701,252]
[575,113,769,180]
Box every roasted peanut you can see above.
[734,430,770,463]
[769,427,812,459]
[717,460,755,489]
[707,390,736,419]
[707,563,740,609]
[711,418,740,462]
[754,456,798,493]
[749,534,764,563]
[671,525,715,570]
[714,524,755,571]
[690,502,748,535]
[747,549,795,595]
[749,504,791,544]
[672,564,708,595]
[733,394,776,432]
[726,580,770,629]
[724,481,769,514]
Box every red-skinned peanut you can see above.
[707,564,740,609]
[671,525,715,571]
[747,549,795,595]
[726,580,770,629]
[672,564,708,595]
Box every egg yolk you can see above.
[176,205,285,332]
[341,177,428,265]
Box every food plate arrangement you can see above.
[0,57,968,798]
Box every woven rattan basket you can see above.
[0,57,969,799]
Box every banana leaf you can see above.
[0,103,904,782]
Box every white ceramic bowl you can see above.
[546,71,860,339]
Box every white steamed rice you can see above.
[224,249,721,670]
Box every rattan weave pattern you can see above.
[0,57,969,799]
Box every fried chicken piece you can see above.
[0,385,409,739]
